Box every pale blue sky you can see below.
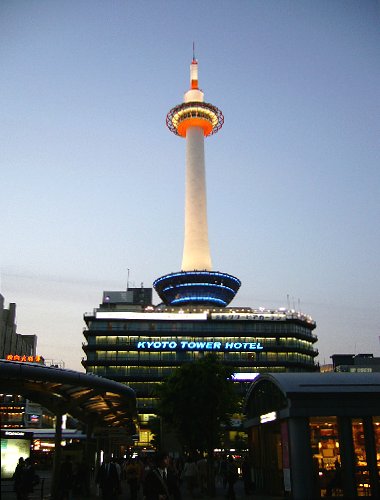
[1,0,379,371]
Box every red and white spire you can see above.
[190,43,198,89]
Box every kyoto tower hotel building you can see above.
[82,56,318,447]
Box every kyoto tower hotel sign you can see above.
[154,55,241,307]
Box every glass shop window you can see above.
[352,418,371,496]
[310,416,342,497]
[373,416,380,474]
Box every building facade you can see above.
[331,353,380,373]
[0,294,54,429]
[82,288,318,446]
[0,294,37,360]
[244,372,380,499]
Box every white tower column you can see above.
[182,126,212,271]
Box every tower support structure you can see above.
[183,126,210,271]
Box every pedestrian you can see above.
[197,457,208,495]
[72,460,90,497]
[112,457,122,482]
[13,457,26,500]
[23,457,39,499]
[218,455,228,489]
[241,456,252,495]
[59,455,73,499]
[325,460,342,496]
[143,451,180,500]
[126,458,140,500]
[181,456,198,497]
[226,456,238,500]
[96,453,121,499]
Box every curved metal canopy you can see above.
[0,360,137,432]
[245,372,380,421]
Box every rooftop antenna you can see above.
[127,268,130,290]
[192,41,195,61]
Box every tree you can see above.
[148,416,161,449]
[157,353,239,456]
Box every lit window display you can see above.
[373,416,380,474]
[310,417,342,497]
[352,418,371,496]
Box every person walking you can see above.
[96,454,121,499]
[59,455,73,499]
[218,455,228,489]
[241,456,253,495]
[226,456,238,500]
[197,457,208,495]
[143,451,180,500]
[126,457,141,500]
[181,456,198,497]
[13,457,26,500]
[23,457,39,499]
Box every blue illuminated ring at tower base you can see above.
[153,271,241,307]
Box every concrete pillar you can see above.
[288,417,315,500]
[84,422,94,496]
[337,416,356,498]
[51,412,63,499]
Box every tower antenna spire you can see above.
[192,41,196,62]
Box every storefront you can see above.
[244,372,380,498]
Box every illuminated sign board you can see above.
[232,373,260,381]
[96,312,208,321]
[212,313,287,321]
[1,431,33,479]
[4,431,30,437]
[211,311,315,324]
[260,411,277,423]
[6,355,43,363]
[136,340,264,351]
[95,310,314,324]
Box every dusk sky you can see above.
[1,1,379,371]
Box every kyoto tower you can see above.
[153,53,241,307]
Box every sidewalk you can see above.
[1,470,52,499]
[1,476,285,500]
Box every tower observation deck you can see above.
[153,56,240,307]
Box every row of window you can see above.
[88,352,315,373]
[86,321,315,337]
[87,350,316,363]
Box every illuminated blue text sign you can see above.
[136,340,263,351]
